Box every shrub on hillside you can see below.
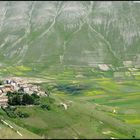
[40,104,51,110]
[2,106,29,118]
[1,106,17,118]
[17,111,29,118]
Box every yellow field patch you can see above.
[85,90,105,96]
[14,72,24,76]
[15,65,32,71]
[98,80,119,90]
[125,119,140,124]
[55,92,67,97]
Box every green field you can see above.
[0,69,140,139]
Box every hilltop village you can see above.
[0,78,47,107]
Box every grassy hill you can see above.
[0,114,41,139]
[0,1,140,70]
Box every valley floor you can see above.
[0,73,140,139]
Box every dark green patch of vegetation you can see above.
[0,80,3,85]
[1,106,29,118]
[22,94,35,105]
[54,84,89,94]
[16,111,30,118]
[40,104,51,110]
[6,91,40,106]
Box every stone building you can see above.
[0,96,8,107]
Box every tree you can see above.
[0,80,3,85]
[6,91,13,97]
[8,95,22,105]
[31,93,40,99]
[22,94,34,105]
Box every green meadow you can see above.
[0,67,140,139]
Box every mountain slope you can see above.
[0,1,140,69]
